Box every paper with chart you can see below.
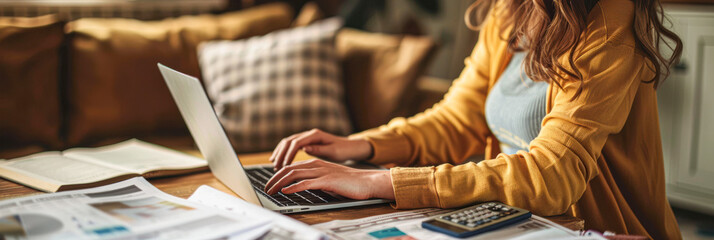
[312,208,605,240]
[0,177,267,240]
[187,185,325,240]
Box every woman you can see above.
[264,0,683,238]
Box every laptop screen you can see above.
[158,63,263,206]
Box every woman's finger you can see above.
[267,159,325,191]
[303,144,336,160]
[265,168,323,195]
[280,176,368,200]
[269,138,289,163]
[272,133,304,170]
[279,129,326,170]
[271,134,295,164]
[280,179,323,194]
[266,164,318,192]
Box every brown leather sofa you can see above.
[0,3,438,159]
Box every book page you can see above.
[0,153,128,185]
[64,139,206,174]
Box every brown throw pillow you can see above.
[336,29,436,131]
[0,15,63,151]
[65,3,293,146]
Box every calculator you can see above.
[422,202,532,238]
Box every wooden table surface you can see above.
[0,151,584,231]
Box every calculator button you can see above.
[442,216,451,220]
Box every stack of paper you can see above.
[0,178,264,240]
[187,185,325,240]
[0,177,603,240]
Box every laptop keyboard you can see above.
[245,167,342,207]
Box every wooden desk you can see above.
[0,151,584,231]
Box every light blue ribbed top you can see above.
[484,52,549,155]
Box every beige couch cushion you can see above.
[0,15,64,152]
[65,3,293,146]
[198,18,352,152]
[336,28,436,131]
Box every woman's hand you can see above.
[269,129,373,171]
[264,159,395,200]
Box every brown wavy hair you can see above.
[465,0,682,94]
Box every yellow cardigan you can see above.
[354,0,681,239]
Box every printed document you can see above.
[188,185,325,240]
[0,177,266,240]
[312,208,605,240]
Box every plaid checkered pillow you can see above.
[198,18,352,152]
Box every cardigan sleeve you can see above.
[350,13,497,167]
[389,41,654,215]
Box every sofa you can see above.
[0,3,442,159]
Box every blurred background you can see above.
[0,0,477,80]
[0,0,472,155]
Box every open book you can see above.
[0,139,208,192]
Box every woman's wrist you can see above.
[350,138,374,162]
[368,170,396,200]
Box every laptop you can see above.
[157,63,391,214]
